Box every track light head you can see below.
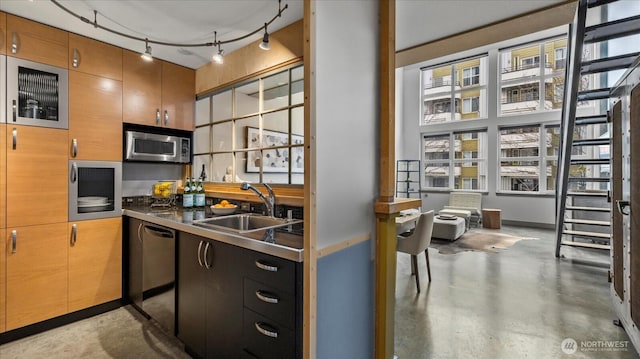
[213,46,225,64]
[141,39,153,61]
[259,23,270,51]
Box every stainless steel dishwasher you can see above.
[129,220,176,335]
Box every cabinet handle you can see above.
[11,230,17,254]
[164,110,169,126]
[255,290,279,304]
[70,224,77,246]
[72,48,80,68]
[72,138,78,158]
[70,162,77,183]
[255,260,278,272]
[203,242,212,269]
[11,32,18,54]
[137,223,143,243]
[156,109,161,125]
[12,128,17,150]
[197,241,204,268]
[254,322,278,338]
[12,100,17,122]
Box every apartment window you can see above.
[422,130,487,190]
[462,96,479,113]
[498,124,559,193]
[555,47,566,69]
[421,55,487,124]
[499,36,567,115]
[463,66,480,86]
[194,64,305,185]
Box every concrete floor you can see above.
[395,225,640,359]
[0,226,638,358]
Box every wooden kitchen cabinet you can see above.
[6,14,68,68]
[1,229,6,333]
[177,231,302,359]
[69,71,123,160]
[68,218,122,313]
[123,50,194,131]
[178,233,244,358]
[6,223,68,331]
[6,125,68,227]
[0,125,5,229]
[162,61,195,131]
[69,33,122,81]
[0,12,6,55]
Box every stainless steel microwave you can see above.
[125,130,191,163]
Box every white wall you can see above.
[313,1,378,358]
[398,26,575,227]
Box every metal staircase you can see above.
[555,0,640,257]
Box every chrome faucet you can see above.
[240,182,275,217]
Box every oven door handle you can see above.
[70,163,77,183]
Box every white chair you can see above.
[396,210,434,293]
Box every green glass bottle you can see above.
[183,177,193,208]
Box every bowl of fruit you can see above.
[211,200,238,215]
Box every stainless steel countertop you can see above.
[123,206,304,262]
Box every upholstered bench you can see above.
[432,215,466,241]
[438,208,471,229]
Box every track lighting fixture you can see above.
[141,39,153,61]
[50,0,288,64]
[259,23,270,51]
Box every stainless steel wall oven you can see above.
[6,57,69,129]
[69,161,122,221]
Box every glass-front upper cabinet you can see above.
[6,57,69,129]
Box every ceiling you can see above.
[1,0,566,69]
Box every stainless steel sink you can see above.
[192,213,303,234]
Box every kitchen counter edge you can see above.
[123,209,304,262]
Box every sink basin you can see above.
[193,213,303,234]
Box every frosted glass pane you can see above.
[263,110,289,135]
[235,116,259,150]
[211,90,232,123]
[195,98,210,126]
[211,153,234,182]
[194,127,210,153]
[212,121,232,151]
[263,71,289,111]
[235,81,259,117]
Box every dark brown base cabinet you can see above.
[177,232,302,359]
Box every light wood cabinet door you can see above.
[162,61,195,131]
[0,12,6,55]
[123,49,162,127]
[69,71,123,161]
[6,223,68,330]
[0,125,5,229]
[6,126,68,227]
[0,229,5,333]
[6,14,68,68]
[68,218,122,313]
[69,33,122,81]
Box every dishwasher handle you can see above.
[142,225,175,238]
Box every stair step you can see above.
[584,15,640,44]
[567,191,608,197]
[564,218,611,226]
[570,158,610,165]
[575,114,609,125]
[566,205,611,212]
[572,138,611,146]
[578,88,612,101]
[561,240,610,250]
[587,0,619,8]
[568,177,610,182]
[581,53,640,75]
[563,229,611,239]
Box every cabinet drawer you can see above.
[242,308,295,359]
[243,251,296,293]
[244,278,294,329]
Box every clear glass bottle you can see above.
[182,177,193,208]
[195,177,205,207]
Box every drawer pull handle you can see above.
[255,290,279,304]
[11,230,17,254]
[255,260,278,272]
[70,223,77,246]
[254,322,278,338]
